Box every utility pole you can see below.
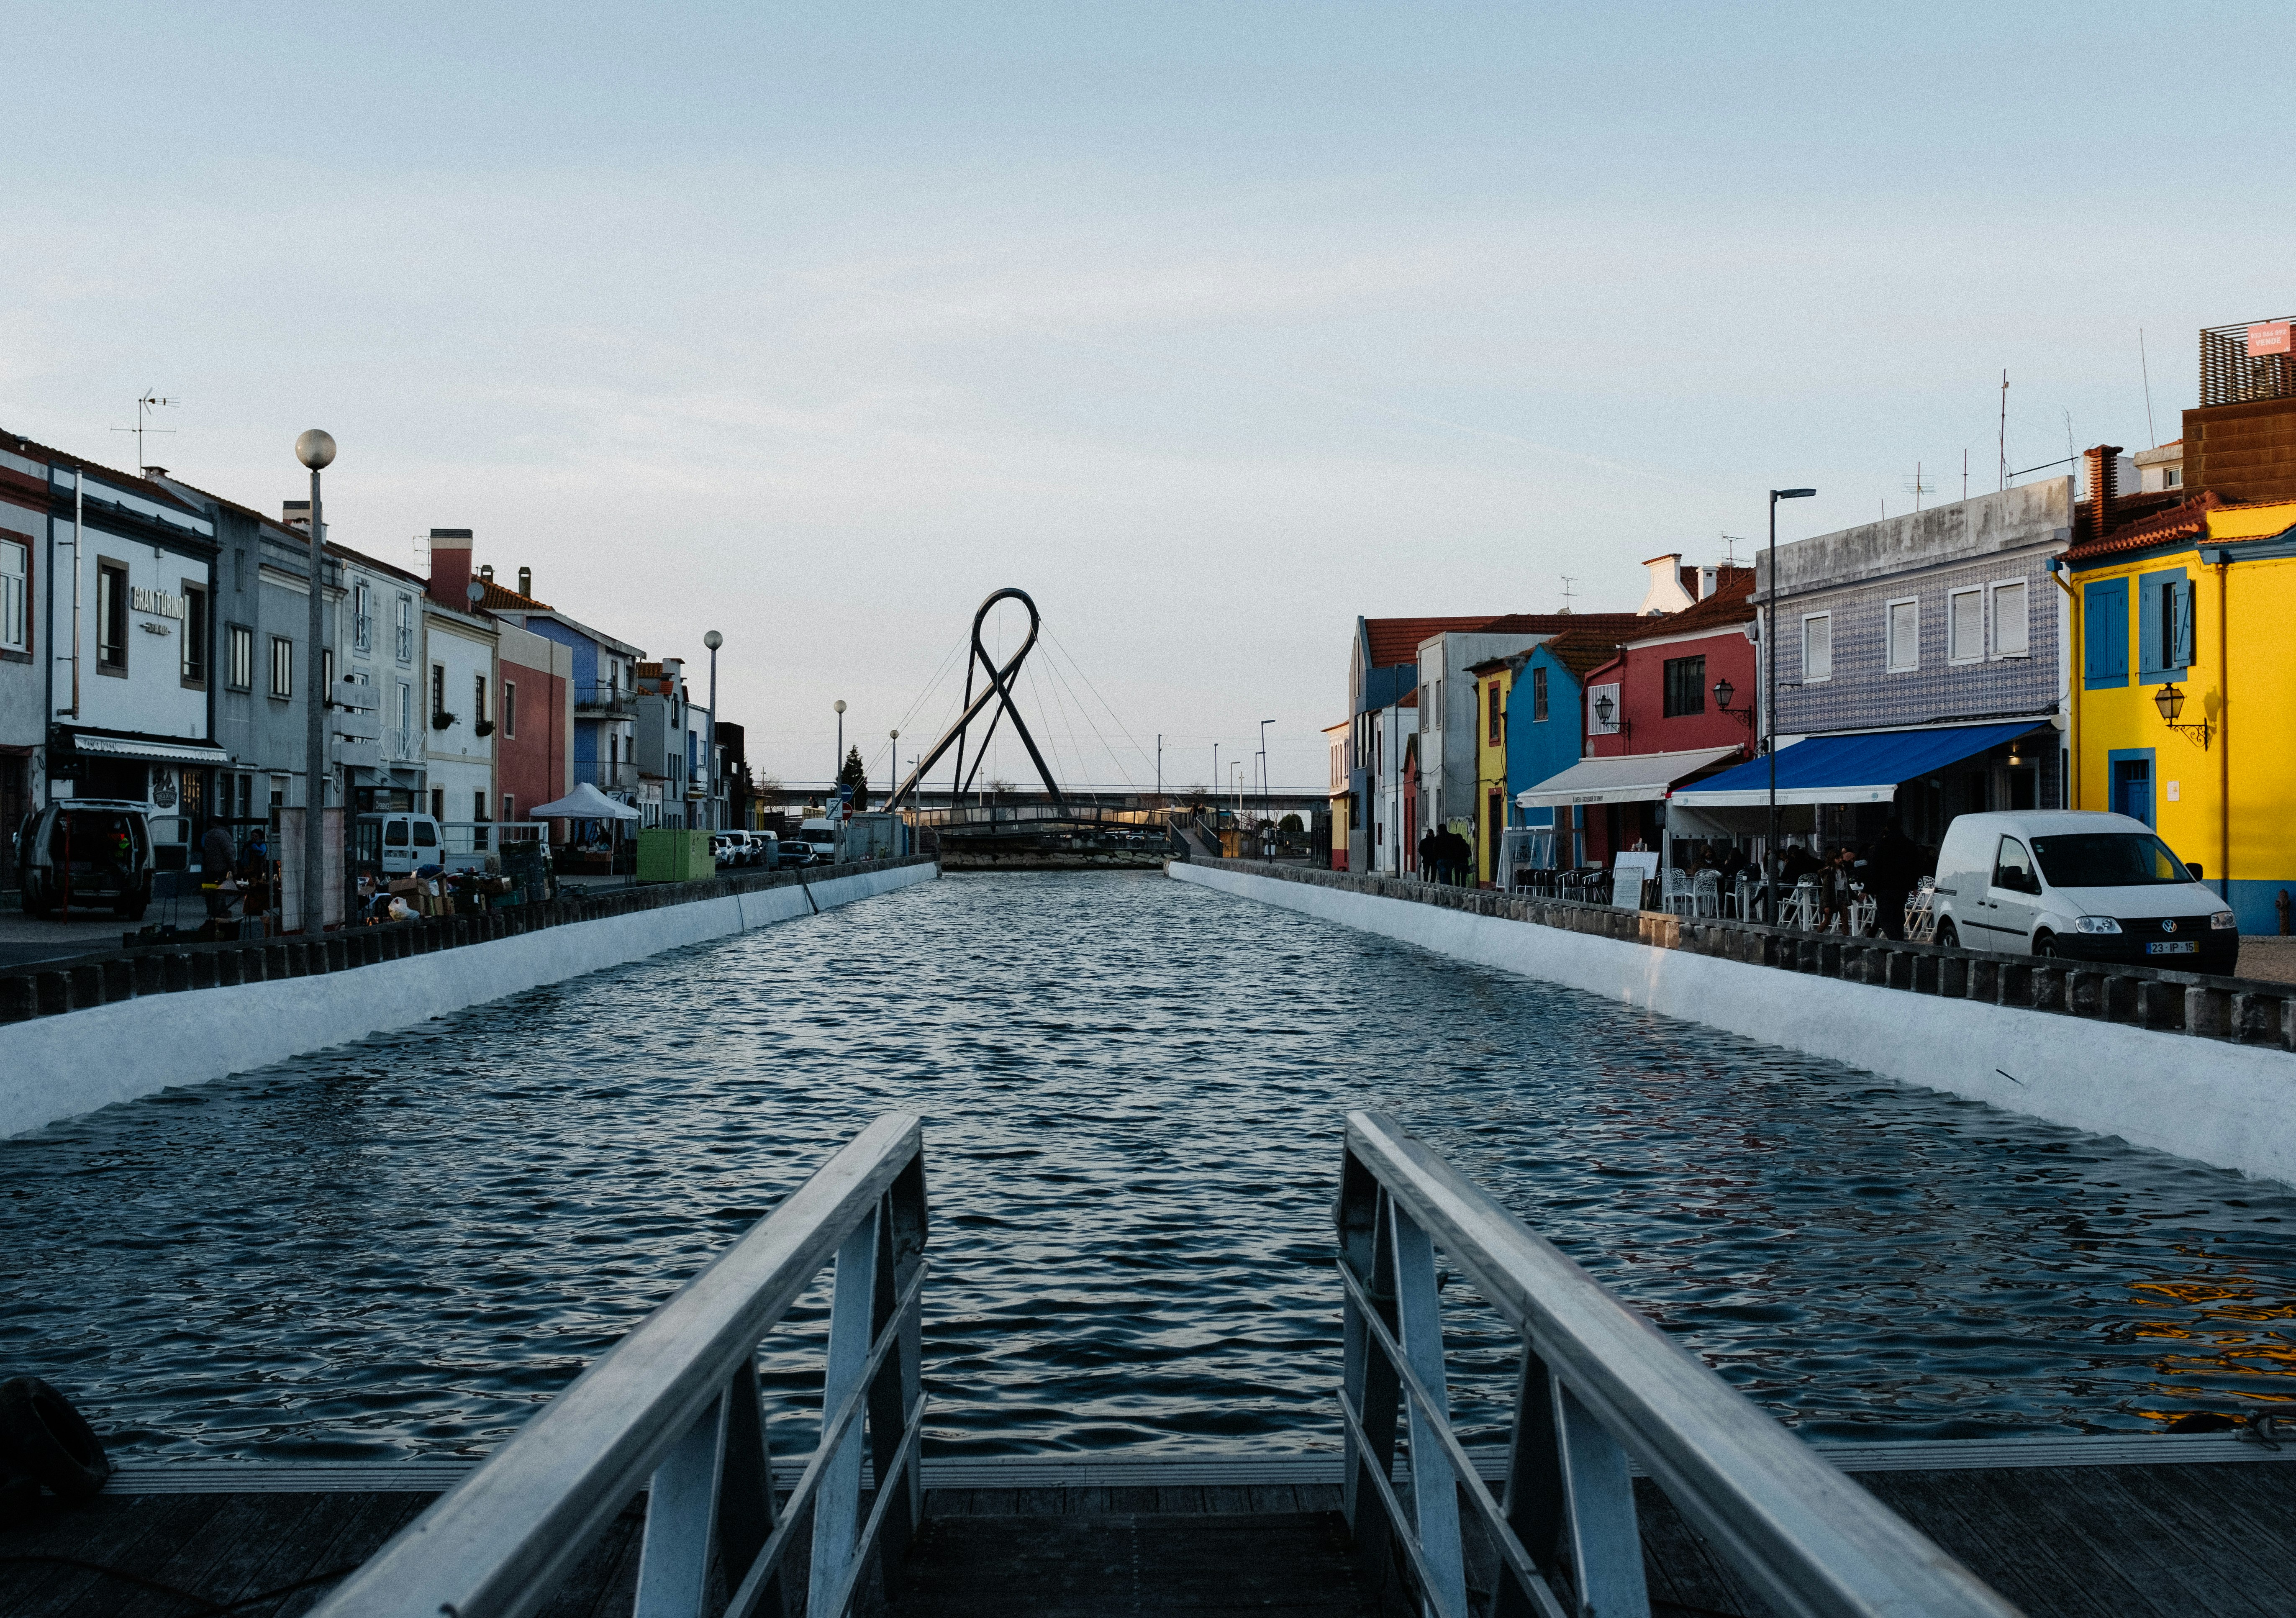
[1155,733,1162,805]
[295,431,336,935]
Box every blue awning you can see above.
[1669,722,2044,808]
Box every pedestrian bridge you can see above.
[299,1113,2042,1618]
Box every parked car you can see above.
[711,833,743,867]
[777,838,816,869]
[14,799,156,919]
[1929,810,2237,974]
[797,817,839,864]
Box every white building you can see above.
[420,531,498,844]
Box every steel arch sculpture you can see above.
[893,588,1064,810]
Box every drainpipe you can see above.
[2049,562,2077,809]
[2216,555,2231,905]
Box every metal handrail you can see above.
[1337,1110,2017,1618]
[313,1113,929,1618]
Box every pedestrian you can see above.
[200,817,237,928]
[1419,828,1436,881]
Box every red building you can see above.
[474,574,575,830]
[1578,574,1760,862]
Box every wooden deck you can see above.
[7,1446,2296,1616]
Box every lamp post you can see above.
[703,631,721,831]
[1259,718,1273,830]
[1765,486,1817,926]
[295,429,335,934]
[834,698,846,793]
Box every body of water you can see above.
[4,872,2291,1461]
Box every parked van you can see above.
[356,812,492,877]
[797,817,839,864]
[13,800,156,919]
[1929,810,2237,974]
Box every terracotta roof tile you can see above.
[2063,492,2222,561]
[473,576,552,612]
[1542,626,1626,677]
[1362,615,1499,667]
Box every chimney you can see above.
[282,500,311,532]
[1637,553,1695,615]
[2081,446,2124,546]
[1698,564,1718,600]
[428,529,475,608]
[518,565,532,597]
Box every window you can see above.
[1948,588,1984,662]
[1531,666,1549,722]
[181,584,208,685]
[322,647,334,697]
[503,680,517,739]
[1486,680,1502,742]
[475,790,488,821]
[1990,581,2028,658]
[352,582,373,652]
[395,681,413,756]
[502,794,516,823]
[1800,614,1831,682]
[2137,570,2193,680]
[1991,836,2037,893]
[1662,655,1706,717]
[395,595,414,663]
[1885,598,1919,672]
[2082,579,2129,688]
[431,664,446,722]
[228,626,254,691]
[0,537,26,654]
[98,560,129,671]
[269,635,294,698]
[430,788,444,821]
[233,548,246,591]
[385,819,410,847]
[474,673,487,727]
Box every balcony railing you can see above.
[575,682,637,717]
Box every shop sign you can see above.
[132,586,187,619]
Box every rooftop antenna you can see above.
[1720,535,1749,567]
[2064,409,2076,473]
[1963,449,1969,502]
[1998,369,2008,492]
[1559,574,1578,613]
[2139,327,2159,447]
[1904,461,1934,511]
[111,391,177,474]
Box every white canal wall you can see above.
[1170,861,2296,1187]
[1,861,939,1138]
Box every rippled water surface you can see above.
[5,871,2294,1461]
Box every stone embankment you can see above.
[1,855,938,1136]
[1172,857,2296,1185]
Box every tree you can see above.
[836,746,870,812]
[1279,813,1303,839]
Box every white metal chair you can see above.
[1904,875,1939,944]
[1662,867,1693,918]
[1781,876,1821,932]
[1691,869,1721,919]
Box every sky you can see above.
[4,1,2289,792]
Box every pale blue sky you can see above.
[5,2,2286,789]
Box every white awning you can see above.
[528,781,641,820]
[1514,746,1743,809]
[67,733,233,767]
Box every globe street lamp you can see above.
[834,699,847,805]
[1765,486,1817,926]
[295,429,335,935]
[701,631,723,830]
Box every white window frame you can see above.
[0,536,26,654]
[352,581,373,653]
[269,634,295,699]
[1988,578,2029,659]
[1799,612,1832,683]
[1884,596,1919,673]
[1947,587,1986,664]
[395,595,415,664]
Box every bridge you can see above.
[26,1112,2282,1616]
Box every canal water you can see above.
[5,872,2293,1462]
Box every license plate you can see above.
[2147,941,2199,955]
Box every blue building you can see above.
[1492,628,1622,870]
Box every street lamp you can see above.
[2153,681,2214,748]
[295,429,335,935]
[833,699,846,804]
[703,630,721,831]
[1713,677,1752,731]
[1259,718,1273,828]
[1765,486,1817,926]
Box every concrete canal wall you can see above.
[0,856,939,1138]
[1171,859,2296,1187]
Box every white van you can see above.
[1929,810,2237,974]
[798,817,839,864]
[357,812,492,877]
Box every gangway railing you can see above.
[314,1113,929,1618]
[1336,1110,2016,1618]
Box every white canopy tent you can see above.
[528,782,640,821]
[1513,746,1742,810]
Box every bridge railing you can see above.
[313,1114,930,1618]
[1336,1110,2015,1618]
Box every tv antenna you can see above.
[1559,574,1578,613]
[1903,462,1935,511]
[111,392,178,474]
[1720,536,1749,567]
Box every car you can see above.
[1928,810,2237,974]
[777,839,815,869]
[711,832,749,867]
[796,817,839,864]
[14,799,156,920]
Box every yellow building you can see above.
[1466,652,1521,884]
[2063,495,2296,932]
[1324,721,1352,870]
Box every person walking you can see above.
[200,818,237,928]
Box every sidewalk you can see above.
[0,903,157,970]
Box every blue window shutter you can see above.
[2135,575,2162,676]
[2170,579,2195,669]
[2084,580,2128,685]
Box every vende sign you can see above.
[2248,321,2293,358]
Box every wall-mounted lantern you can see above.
[2153,681,2214,749]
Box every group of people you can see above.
[1715,823,1927,938]
[197,818,270,930]
[1416,826,1475,886]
